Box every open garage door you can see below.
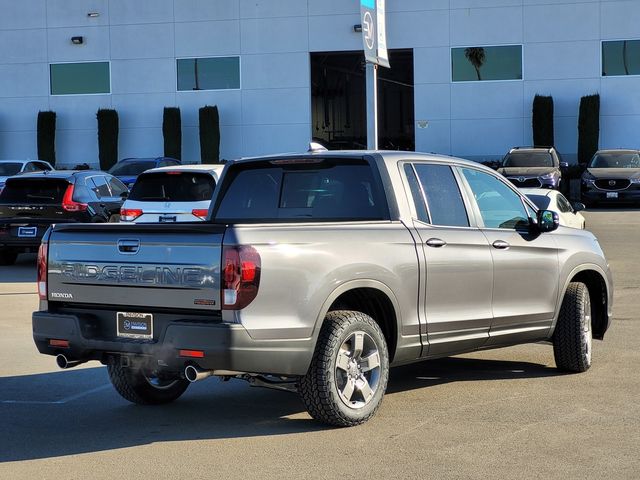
[311,49,414,151]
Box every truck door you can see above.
[402,163,494,356]
[457,167,560,346]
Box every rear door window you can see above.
[0,179,69,204]
[412,163,469,227]
[129,172,216,202]
[214,160,388,222]
[89,176,112,199]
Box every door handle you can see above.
[425,238,447,248]
[492,240,510,250]
[117,239,140,254]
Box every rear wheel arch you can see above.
[313,282,400,362]
[556,267,609,340]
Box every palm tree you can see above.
[465,47,486,81]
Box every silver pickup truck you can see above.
[33,151,613,427]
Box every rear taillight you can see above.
[120,208,143,222]
[37,240,48,300]
[61,184,88,212]
[221,245,261,310]
[192,209,209,220]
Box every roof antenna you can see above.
[308,141,328,153]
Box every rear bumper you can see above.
[32,311,313,376]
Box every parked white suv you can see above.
[120,164,225,223]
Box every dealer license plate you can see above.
[606,192,618,199]
[116,312,153,339]
[17,226,37,237]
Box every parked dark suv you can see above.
[497,147,567,190]
[581,149,640,206]
[0,170,127,265]
[108,157,181,188]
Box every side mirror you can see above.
[559,161,569,169]
[537,209,560,232]
[120,191,129,200]
[572,202,586,212]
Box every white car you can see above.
[0,159,54,193]
[521,188,586,229]
[120,164,225,223]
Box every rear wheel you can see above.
[107,361,190,405]
[0,249,18,266]
[553,282,592,373]
[299,310,389,427]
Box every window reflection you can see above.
[451,45,522,82]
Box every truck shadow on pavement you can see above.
[0,356,560,462]
[0,253,36,283]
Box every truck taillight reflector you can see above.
[120,208,143,222]
[179,349,204,358]
[221,245,261,310]
[49,339,69,348]
[37,240,48,300]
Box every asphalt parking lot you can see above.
[0,210,638,480]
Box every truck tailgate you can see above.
[46,223,225,311]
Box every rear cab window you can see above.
[213,158,389,222]
[129,172,216,202]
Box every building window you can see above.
[177,57,240,91]
[50,62,110,95]
[602,40,640,76]
[451,45,522,82]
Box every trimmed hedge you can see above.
[199,105,220,164]
[163,107,182,160]
[97,109,119,171]
[37,111,56,166]
[578,94,600,165]
[532,94,554,147]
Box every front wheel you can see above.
[107,361,190,405]
[299,310,389,427]
[553,282,592,373]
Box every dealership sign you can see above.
[360,0,389,67]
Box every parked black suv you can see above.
[497,147,567,190]
[0,170,127,265]
[581,149,640,206]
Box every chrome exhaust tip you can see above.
[184,365,214,383]
[56,354,86,369]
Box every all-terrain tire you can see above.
[107,361,190,405]
[299,310,389,427]
[553,282,592,373]
[0,249,18,266]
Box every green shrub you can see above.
[163,107,182,160]
[37,111,57,166]
[577,94,600,165]
[97,109,119,171]
[199,105,220,164]
[532,95,554,147]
